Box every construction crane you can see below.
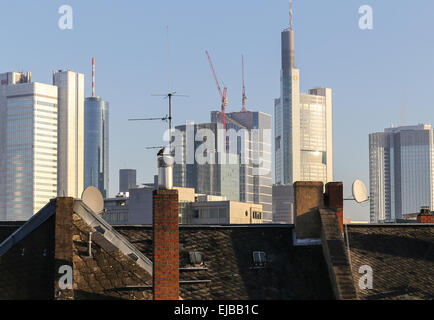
[205,50,228,129]
[241,54,247,112]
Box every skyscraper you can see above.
[119,169,137,193]
[173,122,240,201]
[0,74,58,220]
[0,72,33,220]
[274,4,333,186]
[274,17,301,185]
[84,59,109,198]
[53,70,85,198]
[369,124,434,222]
[211,111,273,221]
[273,2,333,224]
[84,96,109,197]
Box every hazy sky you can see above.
[1,0,434,221]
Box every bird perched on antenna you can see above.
[157,147,166,156]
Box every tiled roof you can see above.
[346,225,434,300]
[115,225,335,300]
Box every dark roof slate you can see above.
[115,225,335,300]
[347,225,434,300]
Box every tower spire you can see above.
[289,0,293,31]
[92,57,95,97]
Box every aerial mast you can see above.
[241,54,247,112]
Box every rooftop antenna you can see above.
[400,88,407,127]
[289,0,294,31]
[241,54,247,112]
[128,26,188,153]
[92,57,95,97]
[344,179,370,204]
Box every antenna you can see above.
[289,0,294,31]
[351,180,369,204]
[81,186,104,214]
[241,54,247,112]
[167,26,172,92]
[92,57,95,97]
[400,88,407,127]
[129,27,188,153]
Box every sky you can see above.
[1,0,434,221]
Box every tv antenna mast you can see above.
[128,26,188,152]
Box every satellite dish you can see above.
[352,180,368,203]
[81,186,104,214]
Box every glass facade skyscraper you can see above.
[119,169,137,193]
[84,96,109,198]
[0,79,58,220]
[211,111,273,222]
[173,122,240,201]
[274,26,333,186]
[369,124,434,222]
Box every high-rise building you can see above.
[119,169,137,193]
[272,184,294,224]
[274,12,333,186]
[173,122,240,201]
[211,111,273,221]
[273,4,333,224]
[0,74,58,220]
[369,124,434,222]
[83,58,109,199]
[53,70,85,198]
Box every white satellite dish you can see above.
[352,180,368,203]
[81,186,104,214]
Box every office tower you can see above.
[274,10,333,186]
[53,70,85,198]
[0,72,33,220]
[173,122,240,201]
[211,111,273,221]
[369,124,434,223]
[299,87,333,183]
[274,15,300,185]
[119,169,137,193]
[272,184,294,224]
[0,76,58,220]
[84,59,109,198]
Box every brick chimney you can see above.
[417,207,434,224]
[294,181,324,239]
[324,182,344,231]
[153,153,179,300]
[294,181,345,240]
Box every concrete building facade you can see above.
[53,70,84,198]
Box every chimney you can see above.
[417,207,434,224]
[293,181,344,240]
[157,154,174,189]
[152,154,179,300]
[324,182,344,231]
[294,181,324,239]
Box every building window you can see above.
[189,251,204,266]
[252,251,266,267]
